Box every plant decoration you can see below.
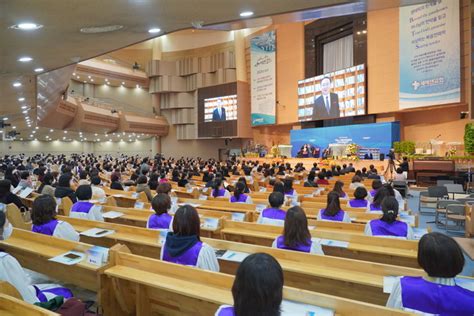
[393,141,415,155]
[346,143,360,161]
[447,147,457,157]
[464,123,474,155]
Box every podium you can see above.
[278,145,293,158]
[329,143,348,158]
[429,139,444,156]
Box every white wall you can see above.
[0,139,153,157]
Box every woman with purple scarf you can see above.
[318,191,351,223]
[229,181,252,204]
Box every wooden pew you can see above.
[0,228,107,291]
[221,220,419,268]
[0,293,59,316]
[5,203,32,230]
[58,216,427,305]
[101,250,413,316]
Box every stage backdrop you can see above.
[399,0,460,109]
[290,122,400,157]
[250,30,276,126]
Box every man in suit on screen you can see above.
[212,100,226,121]
[311,77,340,120]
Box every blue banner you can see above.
[290,122,400,158]
[399,0,460,109]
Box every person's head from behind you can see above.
[272,181,284,194]
[353,187,368,200]
[232,253,283,316]
[325,191,341,216]
[417,232,464,278]
[284,206,310,248]
[137,175,148,185]
[20,170,30,180]
[234,181,245,199]
[283,178,293,193]
[351,175,361,183]
[380,196,399,223]
[333,180,344,195]
[212,178,224,197]
[318,172,326,180]
[372,179,382,191]
[157,182,172,195]
[32,195,57,225]
[79,171,88,180]
[396,167,403,174]
[172,205,200,239]
[58,175,72,188]
[42,173,54,186]
[320,77,331,96]
[0,180,12,198]
[91,176,101,186]
[373,186,392,207]
[151,193,171,215]
[269,192,284,209]
[76,185,92,201]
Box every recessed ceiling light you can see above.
[18,97,25,102]
[240,11,254,17]
[21,105,27,109]
[88,76,91,79]
[34,67,44,72]
[11,23,43,30]
[12,126,16,129]
[90,79,94,82]
[148,28,161,34]
[50,129,53,132]
[2,118,8,121]
[73,73,76,76]
[121,82,125,85]
[18,56,33,62]
[13,82,22,87]
[83,81,87,83]
[22,110,27,114]
[35,126,39,130]
[64,131,67,134]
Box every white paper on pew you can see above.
[56,198,62,206]
[112,194,126,198]
[231,212,245,222]
[259,187,267,192]
[19,187,34,198]
[80,228,115,238]
[220,251,249,263]
[134,202,145,209]
[186,187,194,193]
[255,204,266,213]
[124,186,130,192]
[12,186,22,194]
[202,187,209,193]
[350,218,357,222]
[412,228,428,240]
[102,211,124,219]
[201,217,219,229]
[199,195,208,201]
[48,251,85,265]
[157,229,168,245]
[281,300,334,316]
[383,276,398,293]
[304,194,313,198]
[171,197,178,205]
[319,239,349,248]
[455,277,474,291]
[308,226,316,230]
[132,192,139,198]
[294,180,301,184]
[399,214,415,225]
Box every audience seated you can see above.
[147,193,173,230]
[136,175,153,202]
[70,185,104,221]
[54,174,77,203]
[348,187,369,208]
[257,192,286,226]
[318,191,351,223]
[0,180,27,212]
[332,180,347,199]
[37,172,55,197]
[230,181,252,204]
[211,178,230,198]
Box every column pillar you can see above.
[151,37,163,155]
[234,30,248,82]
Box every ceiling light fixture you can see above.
[13,82,22,87]
[240,11,254,17]
[148,28,161,34]
[2,118,8,121]
[11,23,43,30]
[18,56,33,62]
[34,67,44,72]
[18,97,25,102]
[21,105,27,109]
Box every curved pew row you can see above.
[58,215,423,305]
[102,250,413,316]
[0,293,59,316]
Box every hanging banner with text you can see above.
[250,30,276,126]
[399,0,460,109]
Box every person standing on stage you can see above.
[311,77,340,120]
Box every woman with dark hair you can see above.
[230,181,252,204]
[4,165,19,188]
[147,193,172,230]
[110,173,124,191]
[368,186,393,212]
[0,211,74,304]
[0,179,27,212]
[215,253,283,316]
[212,178,230,198]
[349,175,365,190]
[70,185,104,221]
[37,172,55,197]
[237,177,250,194]
[283,178,297,197]
[332,180,347,199]
[257,192,286,226]
[161,205,219,271]
[54,174,77,203]
[348,187,369,208]
[32,195,79,241]
[304,171,318,187]
[365,196,413,239]
[316,172,329,185]
[387,232,474,314]
[369,179,383,199]
[18,170,33,189]
[136,175,153,202]
[272,206,323,254]
[317,191,350,223]
[272,181,285,195]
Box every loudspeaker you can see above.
[379,153,385,161]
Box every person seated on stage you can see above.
[304,171,318,188]
[257,192,286,226]
[386,232,474,314]
[0,211,74,304]
[214,253,283,316]
[348,187,369,209]
[349,175,365,190]
[230,181,253,204]
[332,180,347,199]
[316,172,329,185]
[161,205,219,272]
[211,178,230,199]
[365,197,413,240]
[283,178,297,197]
[147,193,173,230]
[393,167,407,182]
[272,206,324,255]
[31,195,79,241]
[54,174,77,203]
[318,191,351,223]
[369,179,383,200]
[399,157,409,173]
[70,185,104,221]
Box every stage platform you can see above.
[241,157,388,173]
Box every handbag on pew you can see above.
[21,209,31,222]
[56,298,102,316]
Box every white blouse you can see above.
[53,221,80,242]
[256,216,284,226]
[70,204,104,222]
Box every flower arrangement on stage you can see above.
[346,143,360,160]
[447,147,457,157]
